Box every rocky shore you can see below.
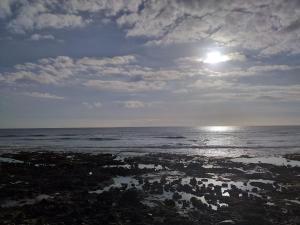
[0,151,300,225]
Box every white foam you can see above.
[0,157,23,164]
[231,156,300,167]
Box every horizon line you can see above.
[1,124,300,129]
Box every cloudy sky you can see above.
[0,0,300,128]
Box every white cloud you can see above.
[211,64,300,77]
[176,55,300,78]
[24,92,65,100]
[191,79,232,90]
[4,0,140,33]
[29,34,55,41]
[77,55,136,66]
[116,100,161,108]
[3,0,299,56]
[9,12,87,33]
[1,53,299,101]
[82,101,102,109]
[0,55,180,92]
[0,55,138,85]
[188,78,300,103]
[173,88,188,94]
[116,0,300,56]
[122,100,145,108]
[6,1,88,33]
[0,0,15,18]
[2,56,74,84]
[84,80,166,92]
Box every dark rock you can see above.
[172,192,182,201]
[164,199,176,208]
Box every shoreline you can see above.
[1,151,299,225]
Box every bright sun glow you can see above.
[204,126,236,132]
[203,51,229,64]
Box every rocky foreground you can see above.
[0,151,300,225]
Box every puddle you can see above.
[284,199,300,205]
[89,176,140,194]
[0,157,23,164]
[202,164,222,169]
[103,164,164,171]
[138,164,163,170]
[103,164,131,169]
[1,194,52,208]
[231,157,300,167]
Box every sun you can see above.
[203,51,229,64]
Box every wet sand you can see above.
[0,151,299,225]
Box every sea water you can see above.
[0,126,299,157]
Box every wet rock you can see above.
[208,183,214,188]
[160,175,167,184]
[218,219,235,224]
[249,182,274,191]
[190,177,197,186]
[1,151,299,225]
[120,189,141,206]
[164,199,175,208]
[172,192,182,201]
[222,183,229,187]
[190,197,206,209]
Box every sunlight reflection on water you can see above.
[201,126,238,132]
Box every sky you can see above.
[0,0,300,128]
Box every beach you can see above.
[2,0,300,223]
[1,150,299,225]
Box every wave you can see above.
[28,134,47,137]
[0,135,20,138]
[18,137,77,141]
[88,138,120,141]
[155,136,186,139]
[0,134,47,138]
[62,145,300,150]
[58,137,77,140]
[60,134,79,137]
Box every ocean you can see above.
[0,126,300,157]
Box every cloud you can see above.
[84,80,166,92]
[77,55,136,66]
[1,56,74,84]
[227,52,246,62]
[122,100,145,108]
[6,1,88,33]
[82,102,102,109]
[0,55,180,91]
[9,12,87,33]
[24,92,65,100]
[175,54,300,78]
[180,51,246,66]
[116,100,162,108]
[0,0,14,18]
[116,0,300,56]
[0,55,137,85]
[188,76,300,103]
[2,0,299,56]
[190,78,233,90]
[1,53,299,102]
[3,0,140,33]
[29,34,55,41]
[210,64,300,77]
